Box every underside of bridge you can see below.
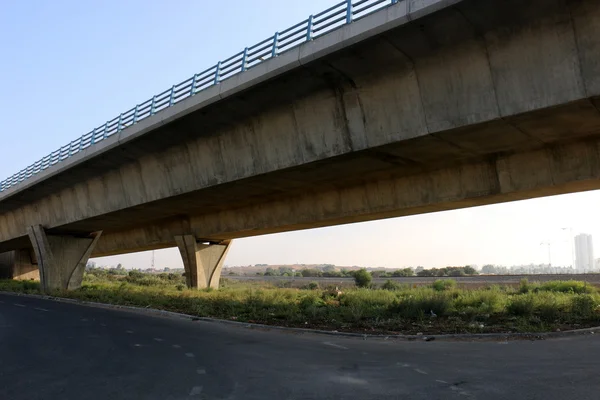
[1,0,599,291]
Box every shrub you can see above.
[353,269,372,288]
[396,289,452,319]
[308,282,319,290]
[539,280,595,294]
[381,279,401,291]
[519,278,531,294]
[507,294,535,316]
[454,288,505,315]
[340,289,397,321]
[570,295,598,318]
[432,279,456,292]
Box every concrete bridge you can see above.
[1,0,599,291]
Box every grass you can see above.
[1,273,599,334]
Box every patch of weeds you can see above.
[432,279,456,292]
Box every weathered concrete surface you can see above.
[27,225,102,292]
[0,249,38,280]
[174,236,231,289]
[91,138,600,256]
[0,0,600,265]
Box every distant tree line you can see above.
[415,266,478,277]
[252,266,483,278]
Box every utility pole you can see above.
[540,241,552,268]
[561,227,574,269]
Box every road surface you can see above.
[0,293,598,399]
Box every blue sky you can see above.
[2,0,600,270]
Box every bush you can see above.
[519,278,531,294]
[340,289,397,321]
[353,269,372,288]
[539,280,595,294]
[396,290,452,319]
[307,282,319,290]
[570,295,598,318]
[381,279,401,291]
[507,294,535,316]
[432,279,456,292]
[454,288,505,315]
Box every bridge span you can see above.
[1,0,600,291]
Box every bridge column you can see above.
[0,249,39,281]
[27,225,102,292]
[174,235,231,289]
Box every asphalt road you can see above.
[1,293,599,400]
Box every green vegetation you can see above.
[353,268,372,288]
[432,279,457,292]
[381,279,402,291]
[416,266,478,277]
[1,272,599,335]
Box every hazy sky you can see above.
[1,1,598,270]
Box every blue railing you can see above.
[0,0,401,193]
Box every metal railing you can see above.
[0,0,401,193]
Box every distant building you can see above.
[575,233,594,272]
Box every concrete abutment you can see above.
[175,235,231,289]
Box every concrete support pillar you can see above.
[27,225,102,292]
[174,235,231,289]
[0,249,39,281]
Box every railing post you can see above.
[133,104,139,124]
[169,85,175,106]
[190,74,197,96]
[271,32,279,57]
[102,122,108,139]
[150,95,157,115]
[117,113,123,132]
[241,47,249,72]
[214,62,221,84]
[346,0,353,24]
[306,15,314,41]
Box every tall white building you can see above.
[575,233,594,272]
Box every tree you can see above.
[278,267,294,276]
[301,269,323,277]
[370,270,390,278]
[128,270,143,278]
[353,268,372,288]
[481,264,496,274]
[321,264,336,273]
[463,265,478,275]
[392,268,414,277]
[417,269,435,277]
